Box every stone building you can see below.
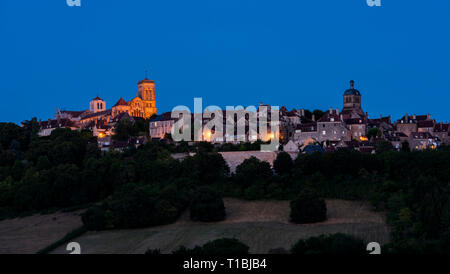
[149,112,179,139]
[346,117,367,140]
[417,119,435,133]
[394,114,432,137]
[409,132,439,150]
[291,80,367,145]
[316,109,349,142]
[53,77,159,137]
[293,122,318,145]
[433,123,450,144]
[38,118,79,136]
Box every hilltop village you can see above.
[37,78,449,153]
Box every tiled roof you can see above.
[112,111,133,122]
[138,78,155,85]
[318,113,341,123]
[296,122,317,132]
[392,131,408,137]
[92,96,104,101]
[81,109,111,120]
[415,115,429,121]
[150,112,178,122]
[60,110,87,118]
[303,145,325,154]
[113,97,128,107]
[369,116,391,126]
[417,120,434,128]
[39,119,78,129]
[345,118,365,125]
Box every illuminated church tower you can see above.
[136,77,157,118]
[341,80,364,118]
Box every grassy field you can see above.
[0,210,84,254]
[49,199,390,254]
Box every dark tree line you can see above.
[0,120,449,254]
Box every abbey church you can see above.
[49,77,157,137]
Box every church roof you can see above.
[60,110,88,118]
[113,97,128,107]
[81,109,111,120]
[92,96,104,101]
[303,145,325,154]
[344,80,361,96]
[138,78,155,85]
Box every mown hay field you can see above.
[48,199,390,254]
[0,210,84,254]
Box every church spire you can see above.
[350,80,355,89]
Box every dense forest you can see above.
[0,120,449,254]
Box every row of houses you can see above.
[38,79,449,152]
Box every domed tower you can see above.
[137,77,157,118]
[90,96,106,113]
[342,80,363,117]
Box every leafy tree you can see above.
[21,118,39,144]
[200,238,249,255]
[374,139,393,154]
[312,109,325,121]
[290,188,327,224]
[291,233,366,255]
[401,141,410,152]
[82,206,114,231]
[303,109,313,120]
[182,152,229,185]
[36,155,51,171]
[172,238,249,255]
[82,183,188,230]
[190,187,226,222]
[144,248,161,255]
[0,123,26,150]
[368,127,382,140]
[234,156,272,188]
[113,119,136,141]
[273,151,294,175]
[11,160,26,181]
[133,118,150,136]
[196,141,214,153]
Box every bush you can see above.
[291,233,366,255]
[82,184,188,230]
[81,206,113,231]
[234,156,272,187]
[172,238,249,255]
[190,187,226,222]
[290,188,327,224]
[144,248,161,255]
[181,152,230,185]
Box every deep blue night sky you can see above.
[0,0,449,124]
